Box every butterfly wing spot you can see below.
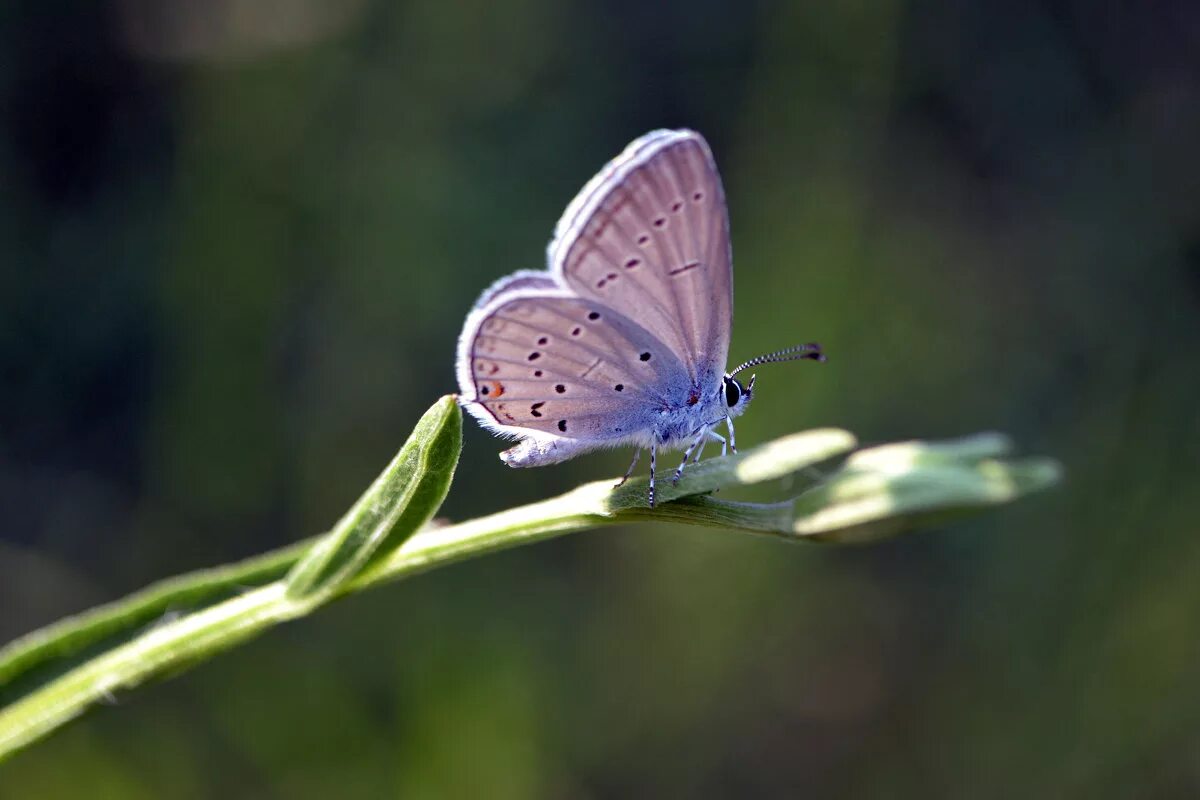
[614,383,624,392]
[667,261,702,276]
[557,420,568,432]
[692,191,704,202]
[480,382,506,398]
[528,352,541,361]
[530,402,545,418]
[571,326,582,336]
[653,217,666,228]
[624,258,640,268]
[587,311,601,320]
[595,272,619,289]
[639,352,652,361]
[533,369,543,377]
[537,336,549,345]
[555,384,566,393]
[637,234,650,245]
[671,201,682,212]
[686,389,699,406]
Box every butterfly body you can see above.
[456,129,820,505]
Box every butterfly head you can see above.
[722,374,754,418]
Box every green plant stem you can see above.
[0,486,683,759]
[0,583,296,763]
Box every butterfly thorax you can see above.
[649,379,727,449]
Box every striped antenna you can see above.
[728,343,825,377]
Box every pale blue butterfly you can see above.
[456,129,824,506]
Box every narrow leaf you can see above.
[285,395,461,601]
[790,434,1062,543]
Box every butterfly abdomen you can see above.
[500,436,592,468]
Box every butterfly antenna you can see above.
[729,343,825,377]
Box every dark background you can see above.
[2,1,1199,796]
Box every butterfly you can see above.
[455,129,824,506]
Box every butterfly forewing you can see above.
[549,131,733,389]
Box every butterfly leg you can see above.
[615,449,641,488]
[705,430,727,458]
[671,430,708,486]
[726,417,738,454]
[648,442,657,508]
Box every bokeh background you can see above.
[2,1,1199,796]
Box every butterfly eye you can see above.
[723,377,742,408]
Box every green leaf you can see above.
[285,394,461,602]
[790,433,1062,543]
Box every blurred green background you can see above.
[2,1,1199,796]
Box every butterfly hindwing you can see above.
[458,287,692,440]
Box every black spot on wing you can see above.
[667,261,702,276]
